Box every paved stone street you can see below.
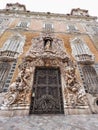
[0,114,98,130]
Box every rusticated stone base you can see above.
[64,108,91,115]
[0,108,30,117]
[0,104,30,117]
[0,106,91,117]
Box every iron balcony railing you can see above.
[0,50,19,61]
[75,54,94,64]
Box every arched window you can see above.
[71,38,94,64]
[3,35,24,53]
[82,65,98,94]
[0,34,25,59]
[0,62,11,92]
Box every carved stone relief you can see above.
[63,66,88,108]
[2,34,88,110]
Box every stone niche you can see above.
[0,34,91,116]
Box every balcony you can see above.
[0,50,19,61]
[75,54,94,64]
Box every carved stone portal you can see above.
[2,35,88,112]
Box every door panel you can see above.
[30,67,64,114]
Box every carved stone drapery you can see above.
[2,35,88,109]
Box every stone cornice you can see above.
[0,9,97,21]
[6,28,94,36]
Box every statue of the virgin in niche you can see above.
[45,40,51,50]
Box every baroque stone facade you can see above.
[0,3,98,116]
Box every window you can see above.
[3,36,20,52]
[2,35,25,53]
[82,65,98,94]
[0,35,25,58]
[0,17,9,26]
[70,38,94,63]
[92,26,98,34]
[86,25,98,35]
[0,62,11,92]
[17,21,29,28]
[43,23,53,32]
[67,24,78,33]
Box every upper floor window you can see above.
[0,34,25,58]
[0,17,9,26]
[17,21,30,28]
[67,24,78,33]
[92,26,98,34]
[43,23,53,32]
[70,38,94,64]
[86,24,98,35]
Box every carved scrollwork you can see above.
[34,95,59,112]
[64,66,88,107]
[3,61,33,106]
[3,78,20,106]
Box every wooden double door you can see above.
[30,67,64,114]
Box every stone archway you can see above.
[1,35,90,115]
